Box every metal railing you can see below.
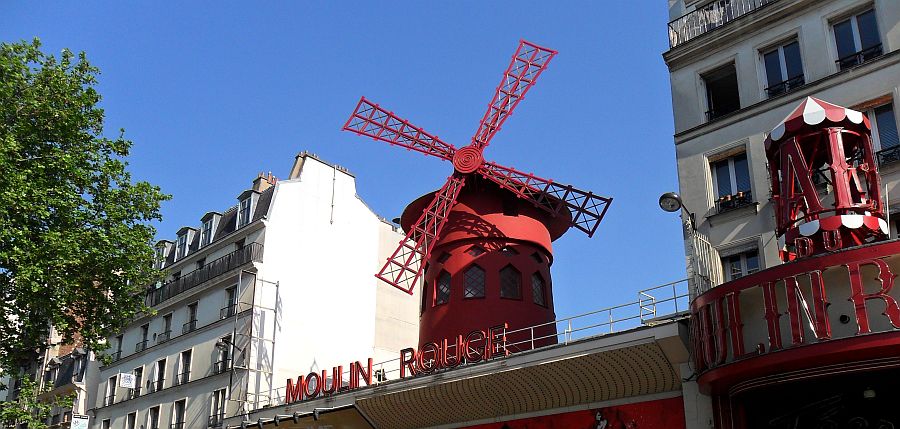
[128,387,141,399]
[715,191,754,213]
[765,75,805,97]
[878,145,900,167]
[266,279,690,406]
[103,394,115,406]
[146,243,263,307]
[836,44,883,70]
[170,422,185,429]
[208,414,226,428]
[175,371,190,386]
[220,304,237,319]
[148,379,164,393]
[668,0,778,48]
[213,359,231,375]
[110,351,122,362]
[135,340,148,353]
[157,330,171,344]
[182,320,198,334]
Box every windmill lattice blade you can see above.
[376,175,467,294]
[471,40,557,149]
[343,97,457,161]
[480,161,612,237]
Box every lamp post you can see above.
[658,192,696,231]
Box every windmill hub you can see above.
[452,146,484,174]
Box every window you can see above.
[711,152,752,213]
[184,303,198,334]
[137,324,149,352]
[722,250,760,281]
[126,412,137,429]
[872,103,900,165]
[131,367,143,399]
[173,399,187,428]
[176,232,188,260]
[702,62,740,121]
[465,246,485,257]
[215,335,232,374]
[238,197,252,227]
[463,265,485,298]
[113,334,123,361]
[177,350,192,385]
[155,246,166,269]
[151,359,166,392]
[834,9,881,70]
[762,40,804,97]
[500,265,522,299]
[201,219,213,246]
[222,287,237,319]
[532,273,547,307]
[434,271,451,305]
[159,314,172,343]
[210,388,227,427]
[148,406,160,429]
[105,375,116,406]
[101,419,110,429]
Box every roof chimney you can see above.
[252,171,277,192]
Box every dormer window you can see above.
[155,246,166,270]
[176,233,188,260]
[238,198,252,227]
[201,219,213,246]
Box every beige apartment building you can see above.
[664,0,900,293]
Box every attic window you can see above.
[466,246,486,257]
[176,233,188,260]
[201,219,213,246]
[238,198,252,227]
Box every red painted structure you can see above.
[691,98,900,429]
[342,41,612,348]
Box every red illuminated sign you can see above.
[285,358,374,403]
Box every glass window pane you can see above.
[728,256,743,279]
[463,265,485,298]
[500,266,521,299]
[435,271,451,305]
[782,41,803,79]
[833,19,856,59]
[715,160,732,197]
[763,50,784,88]
[857,10,880,50]
[745,251,760,274]
[733,154,751,193]
[875,104,899,149]
[531,273,546,306]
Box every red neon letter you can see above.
[779,138,825,229]
[761,281,783,352]
[464,330,486,363]
[488,323,509,358]
[784,271,831,345]
[304,372,321,399]
[847,259,900,334]
[441,335,464,368]
[399,348,417,378]
[285,376,305,403]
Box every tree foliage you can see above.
[0,39,169,372]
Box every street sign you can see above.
[72,415,89,429]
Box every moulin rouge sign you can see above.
[285,324,508,403]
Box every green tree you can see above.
[0,38,168,412]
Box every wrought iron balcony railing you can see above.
[103,394,115,406]
[878,145,900,167]
[765,75,805,97]
[174,371,190,386]
[171,422,185,429]
[182,320,197,334]
[668,0,778,48]
[715,191,754,214]
[147,379,164,393]
[213,359,232,375]
[110,351,122,362]
[836,44,883,70]
[156,330,171,344]
[208,414,226,428]
[220,304,237,319]
[135,340,148,353]
[128,387,141,399]
[146,242,263,307]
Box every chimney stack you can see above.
[252,171,277,192]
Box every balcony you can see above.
[878,145,900,167]
[836,44,883,70]
[668,0,778,48]
[765,75,805,98]
[148,379,164,393]
[103,394,115,406]
[182,320,197,334]
[715,191,754,214]
[213,359,232,375]
[128,387,141,399]
[135,340,148,353]
[110,351,122,362]
[146,243,264,307]
[208,413,225,428]
[156,330,171,344]
[220,304,237,319]
[171,422,185,429]
[175,371,190,386]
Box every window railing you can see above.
[668,0,778,48]
[156,330,171,344]
[170,422,185,429]
[182,320,197,334]
[715,191,754,213]
[110,351,122,362]
[103,394,115,406]
[128,387,141,399]
[213,359,232,375]
[765,74,805,97]
[836,44,883,70]
[147,379,164,393]
[878,145,900,167]
[208,414,226,428]
[135,340,148,353]
[220,304,237,319]
[146,243,264,307]
[175,371,190,386]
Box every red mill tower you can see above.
[342,40,612,349]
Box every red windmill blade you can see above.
[343,40,612,295]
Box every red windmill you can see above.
[343,40,612,348]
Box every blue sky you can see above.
[2,2,686,319]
